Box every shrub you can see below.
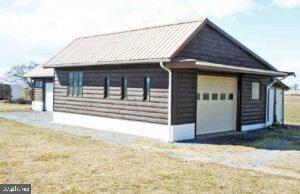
[0,84,12,100]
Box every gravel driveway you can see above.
[0,111,156,145]
[1,111,299,179]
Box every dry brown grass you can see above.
[285,95,300,125]
[1,118,299,193]
[0,101,31,112]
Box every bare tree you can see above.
[290,83,299,90]
[295,83,299,90]
[6,62,38,89]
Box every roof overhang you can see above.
[166,60,292,77]
[23,75,54,78]
[273,79,290,90]
[44,58,171,68]
[23,64,54,78]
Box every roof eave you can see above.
[23,75,54,78]
[44,58,171,68]
[165,60,289,77]
[194,61,288,76]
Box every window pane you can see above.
[228,93,234,100]
[121,77,127,100]
[78,72,83,87]
[220,93,226,100]
[143,77,151,101]
[35,80,43,88]
[104,77,109,99]
[212,93,218,100]
[252,82,260,100]
[203,93,209,100]
[68,72,74,96]
[73,72,78,97]
[78,72,83,97]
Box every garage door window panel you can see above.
[220,93,226,100]
[212,93,218,100]
[203,93,209,100]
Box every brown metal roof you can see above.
[44,19,204,67]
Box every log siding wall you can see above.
[241,74,271,125]
[171,69,197,125]
[54,65,169,124]
[176,25,269,70]
[33,78,44,101]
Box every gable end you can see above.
[174,23,273,70]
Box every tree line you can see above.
[0,62,38,100]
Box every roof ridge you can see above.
[77,18,205,40]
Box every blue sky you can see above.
[0,0,299,86]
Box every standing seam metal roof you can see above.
[44,20,204,67]
[24,64,54,78]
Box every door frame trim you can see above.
[45,81,54,111]
[236,74,242,131]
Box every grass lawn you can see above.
[0,101,31,112]
[1,118,300,193]
[285,95,300,125]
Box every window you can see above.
[78,72,83,97]
[228,93,234,100]
[34,80,43,88]
[121,77,127,100]
[251,82,260,100]
[104,77,110,99]
[203,93,209,100]
[68,72,73,96]
[68,72,83,97]
[212,93,218,100]
[143,77,151,101]
[197,93,201,100]
[220,93,226,100]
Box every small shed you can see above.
[10,84,23,100]
[24,65,54,111]
[267,80,289,125]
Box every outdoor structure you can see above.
[0,77,24,100]
[24,64,54,111]
[10,84,23,100]
[267,80,289,125]
[35,19,292,142]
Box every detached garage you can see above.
[35,18,293,142]
[24,64,54,111]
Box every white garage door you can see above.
[45,82,53,111]
[196,75,237,135]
